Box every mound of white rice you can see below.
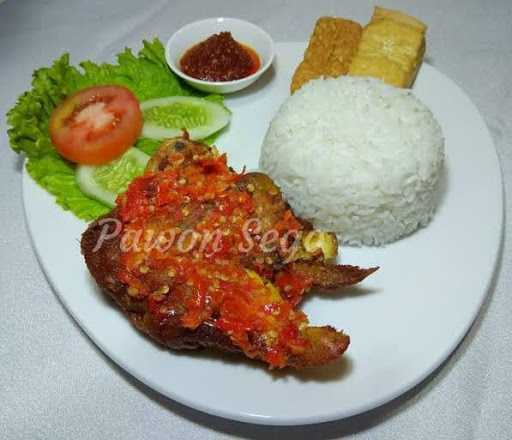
[260,76,444,245]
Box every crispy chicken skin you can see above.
[81,136,377,369]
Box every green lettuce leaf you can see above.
[7,38,225,221]
[72,40,194,101]
[26,155,110,221]
[7,54,81,159]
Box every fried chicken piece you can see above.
[274,262,378,306]
[286,262,378,290]
[81,136,376,369]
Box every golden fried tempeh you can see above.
[290,17,362,93]
[348,7,427,88]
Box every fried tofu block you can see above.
[290,17,362,93]
[348,7,427,88]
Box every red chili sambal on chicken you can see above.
[180,32,260,82]
[81,136,378,369]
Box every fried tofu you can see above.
[348,7,427,88]
[290,17,362,93]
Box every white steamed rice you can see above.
[259,76,444,245]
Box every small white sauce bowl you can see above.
[166,17,275,94]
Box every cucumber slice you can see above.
[141,96,230,140]
[76,147,150,207]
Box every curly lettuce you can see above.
[7,39,224,221]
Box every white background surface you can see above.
[0,0,510,438]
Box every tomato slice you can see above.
[49,85,143,165]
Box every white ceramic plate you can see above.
[23,42,503,425]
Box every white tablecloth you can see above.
[1,0,510,438]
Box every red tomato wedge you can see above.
[49,85,143,165]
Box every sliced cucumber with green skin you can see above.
[76,147,150,207]
[141,96,230,140]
